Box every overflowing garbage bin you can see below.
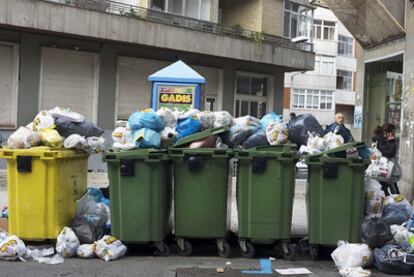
[104,149,172,255]
[236,144,298,259]
[169,127,233,257]
[305,143,369,259]
[0,147,88,240]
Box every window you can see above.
[337,70,353,91]
[314,55,335,75]
[150,0,215,21]
[338,35,354,57]
[292,89,333,110]
[235,76,268,118]
[313,20,335,40]
[283,0,313,39]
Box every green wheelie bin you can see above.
[169,127,233,258]
[104,149,172,255]
[305,143,369,260]
[236,144,299,259]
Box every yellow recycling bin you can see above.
[0,147,88,240]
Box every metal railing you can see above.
[40,0,313,52]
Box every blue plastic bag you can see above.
[242,129,269,149]
[128,110,165,132]
[176,117,202,140]
[382,203,412,226]
[260,112,282,130]
[133,128,161,148]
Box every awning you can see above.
[310,0,405,48]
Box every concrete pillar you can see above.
[97,45,117,129]
[222,65,235,114]
[272,72,284,114]
[18,34,41,126]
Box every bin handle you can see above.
[212,150,228,158]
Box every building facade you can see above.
[284,7,357,129]
[312,0,414,200]
[0,0,314,169]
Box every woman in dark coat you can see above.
[372,123,400,195]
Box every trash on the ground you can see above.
[70,190,109,244]
[1,207,8,218]
[331,241,372,269]
[390,224,412,245]
[7,127,40,149]
[0,234,27,261]
[241,259,273,274]
[373,243,414,275]
[216,267,225,273]
[338,267,371,277]
[225,261,232,265]
[94,235,127,261]
[364,177,385,219]
[55,227,80,258]
[382,195,413,227]
[274,267,312,275]
[360,218,392,248]
[77,243,96,258]
[36,253,64,265]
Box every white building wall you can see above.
[284,7,357,126]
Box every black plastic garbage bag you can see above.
[70,216,106,244]
[55,117,104,138]
[287,113,324,147]
[361,218,393,248]
[242,129,269,149]
[374,244,414,275]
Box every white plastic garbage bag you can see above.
[37,254,64,265]
[339,267,372,277]
[156,107,176,127]
[77,244,96,259]
[49,107,85,123]
[64,134,88,150]
[196,111,215,129]
[33,110,55,131]
[0,235,27,261]
[324,131,345,150]
[87,136,105,153]
[55,227,80,258]
[7,127,40,149]
[331,241,372,269]
[112,127,132,144]
[95,235,127,262]
[214,111,233,128]
[364,178,385,219]
[265,122,288,145]
[390,225,412,245]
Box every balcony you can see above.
[335,89,355,105]
[44,0,313,52]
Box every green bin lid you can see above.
[172,127,229,148]
[103,148,168,161]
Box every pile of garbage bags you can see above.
[331,177,414,275]
[6,107,105,153]
[111,108,335,151]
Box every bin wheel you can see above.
[282,244,298,261]
[240,241,255,259]
[217,241,231,258]
[310,245,319,261]
[274,242,297,260]
[177,240,192,257]
[155,243,170,257]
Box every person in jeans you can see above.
[372,123,400,195]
